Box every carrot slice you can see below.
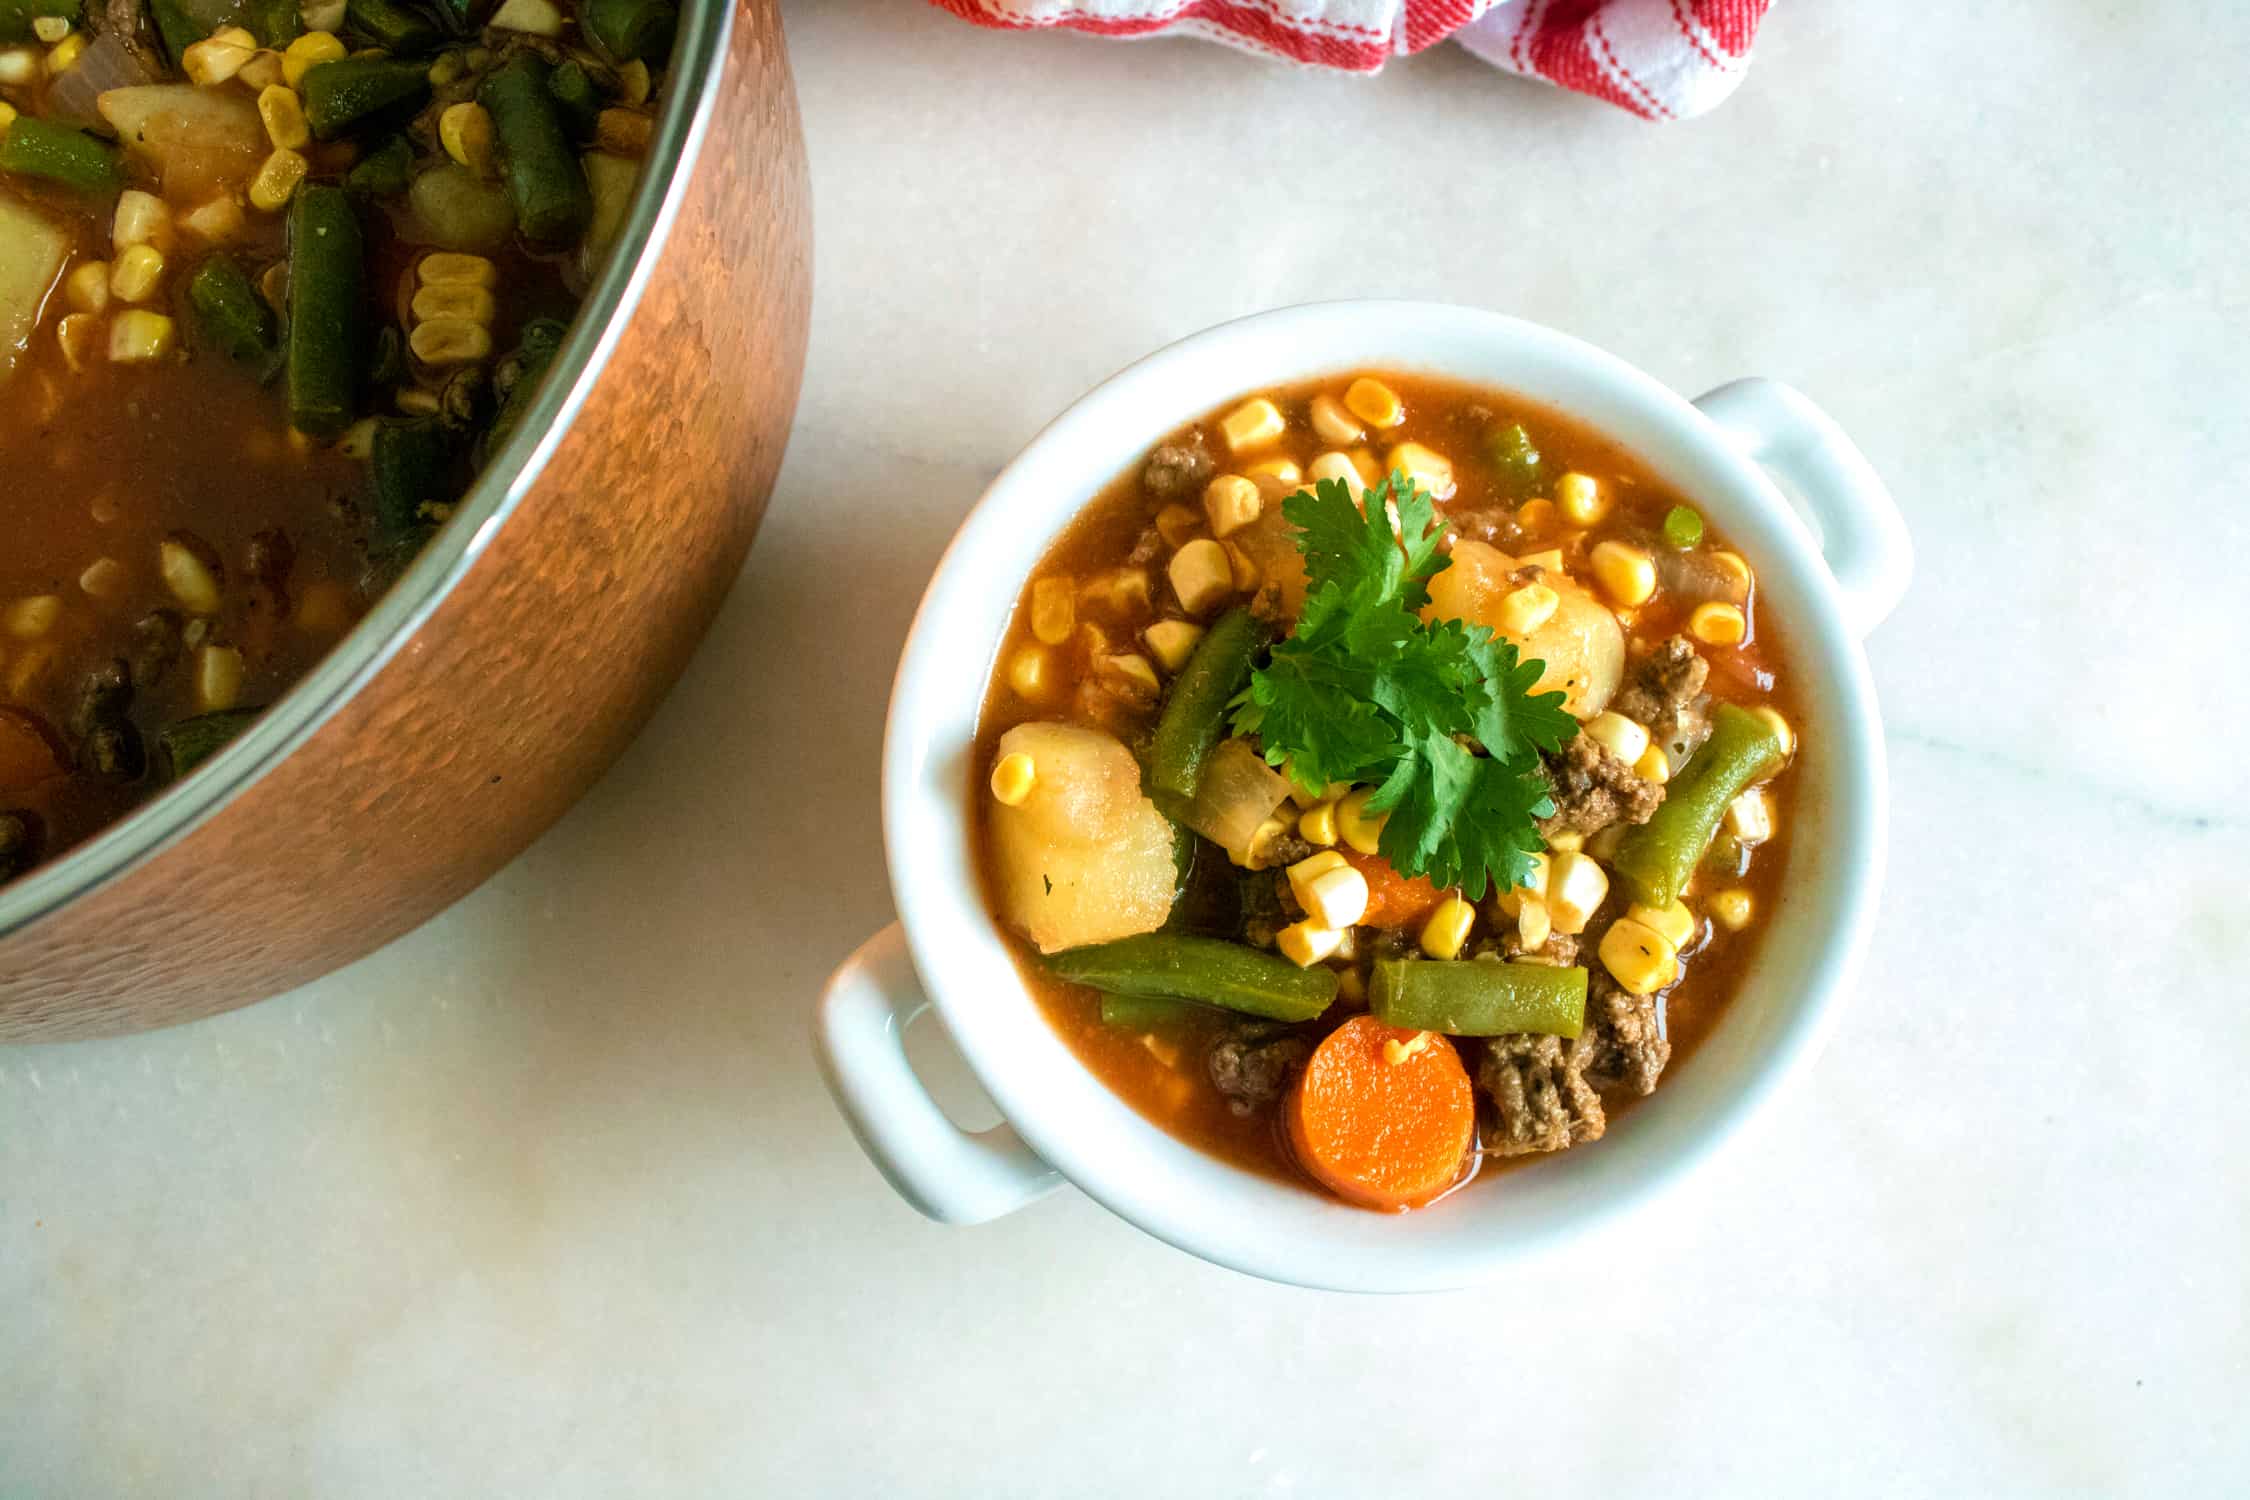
[1287,1014,1475,1212]
[1341,848,1448,930]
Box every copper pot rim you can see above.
[0,0,742,944]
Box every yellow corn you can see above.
[4,595,61,639]
[1599,918,1678,997]
[1627,898,1698,950]
[1711,550,1752,589]
[43,30,84,72]
[1142,619,1203,673]
[989,751,1036,806]
[54,312,101,372]
[1153,502,1202,549]
[1343,376,1403,430]
[1752,705,1795,758]
[157,537,221,612]
[1495,582,1558,637]
[195,644,245,712]
[111,189,170,252]
[64,260,109,313]
[1709,888,1754,931]
[1166,539,1234,616]
[1689,601,1747,647]
[1382,1030,1435,1066]
[1582,710,1650,767]
[248,148,308,212]
[409,317,492,366]
[281,30,344,88]
[1726,787,1773,845]
[1516,897,1552,951]
[1006,645,1052,701]
[256,85,309,151]
[107,309,175,363]
[1545,829,1584,854]
[438,101,494,176]
[179,195,245,243]
[1493,851,1549,917]
[1284,850,1348,908]
[108,244,165,303]
[618,58,651,105]
[410,284,496,326]
[1222,540,1260,592]
[237,48,284,91]
[1297,799,1338,848]
[77,557,125,600]
[1546,849,1609,935]
[1307,450,1364,498]
[1419,896,1475,960]
[1099,653,1161,700]
[1277,919,1342,968]
[1347,448,1380,486]
[1556,471,1609,526]
[1202,474,1261,538]
[1296,859,1369,929]
[1517,499,1558,534]
[1027,575,1075,646]
[1309,392,1364,445]
[1590,539,1656,607]
[1336,785,1386,856]
[182,26,257,85]
[1386,441,1453,499]
[30,14,69,42]
[0,100,15,130]
[418,252,496,288]
[1218,396,1284,453]
[1633,744,1670,784]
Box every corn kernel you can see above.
[1343,376,1403,431]
[1590,539,1656,607]
[1583,710,1650,767]
[1347,448,1381,487]
[237,47,283,90]
[618,57,651,104]
[1007,645,1053,701]
[1277,919,1343,968]
[78,557,125,600]
[989,751,1036,806]
[108,309,176,363]
[1026,575,1074,646]
[31,14,70,42]
[1222,540,1259,592]
[1420,896,1475,960]
[1516,498,1558,535]
[1633,744,1670,784]
[1099,653,1161,700]
[1726,788,1773,845]
[1712,551,1752,588]
[1309,392,1364,445]
[158,537,222,613]
[1517,546,1565,574]
[55,311,101,371]
[248,147,308,212]
[1627,898,1698,950]
[1600,918,1679,997]
[1495,582,1558,637]
[1751,706,1795,759]
[1556,471,1609,526]
[418,252,496,287]
[1545,830,1584,854]
[1689,601,1747,647]
[1142,619,1203,673]
[1233,812,1294,870]
[1167,538,1234,616]
[196,644,245,712]
[1546,850,1609,935]
[108,244,165,304]
[1202,474,1261,539]
[1153,502,1202,549]
[410,283,495,326]
[1306,450,1364,498]
[4,595,61,639]
[1217,396,1284,453]
[1242,457,1301,500]
[1382,1030,1435,1066]
[1386,442,1454,500]
[1297,800,1338,848]
[111,190,171,253]
[1516,897,1551,951]
[183,26,257,85]
[1300,864,1370,930]
[282,30,344,87]
[1493,851,1550,918]
[438,101,494,176]
[1709,888,1754,931]
[1336,786,1386,856]
[64,261,108,313]
[179,195,245,242]
[0,100,14,129]
[252,84,309,151]
[409,317,492,366]
[1286,849,1348,906]
[44,30,84,72]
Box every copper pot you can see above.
[0,0,812,1040]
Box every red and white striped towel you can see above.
[928,0,1773,120]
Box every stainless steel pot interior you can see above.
[0,0,736,946]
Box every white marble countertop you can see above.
[8,2,2249,1494]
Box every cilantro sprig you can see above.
[1229,473,1577,899]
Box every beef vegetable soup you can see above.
[0,0,670,884]
[974,372,1801,1212]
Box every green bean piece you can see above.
[0,0,77,43]
[1046,934,1337,1024]
[478,52,592,247]
[284,185,364,438]
[1098,994,1201,1032]
[428,0,482,32]
[483,316,567,456]
[246,0,299,46]
[185,255,277,364]
[368,418,455,548]
[1663,505,1705,550]
[586,0,674,61]
[158,709,262,779]
[345,0,436,52]
[0,118,123,195]
[1369,958,1587,1038]
[299,57,431,140]
[1146,607,1267,821]
[1611,702,1786,909]
[1485,421,1543,497]
[147,0,201,64]
[344,133,413,196]
[545,59,601,137]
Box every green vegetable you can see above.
[478,52,592,247]
[368,418,455,548]
[185,255,276,364]
[1046,934,1337,1024]
[0,118,123,195]
[158,709,261,778]
[344,133,413,196]
[484,316,567,455]
[1098,994,1200,1031]
[1230,473,1577,900]
[299,57,431,140]
[586,0,674,61]
[1146,607,1267,822]
[147,0,203,64]
[546,59,601,136]
[1611,702,1786,909]
[345,0,436,52]
[1369,959,1586,1038]
[0,0,77,42]
[1485,421,1542,497]
[245,0,298,46]
[284,185,364,438]
[1663,505,1705,550]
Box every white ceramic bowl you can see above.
[816,302,1909,1292]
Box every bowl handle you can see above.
[1692,378,1913,638]
[815,923,1062,1224]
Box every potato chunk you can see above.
[0,193,68,383]
[1425,540,1624,719]
[987,722,1177,954]
[98,86,265,200]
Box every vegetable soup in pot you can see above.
[973,372,1802,1212]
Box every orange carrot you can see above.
[1286,1014,1475,1212]
[1342,849,1448,930]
